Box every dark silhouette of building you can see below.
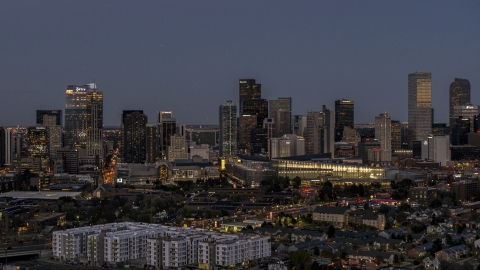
[335,99,354,142]
[269,97,292,137]
[449,78,471,127]
[122,110,147,163]
[451,117,470,145]
[158,111,176,160]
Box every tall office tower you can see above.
[167,134,188,162]
[146,124,157,164]
[421,135,450,165]
[335,99,354,142]
[122,110,147,163]
[374,112,392,163]
[263,118,275,139]
[43,115,62,158]
[451,117,470,145]
[36,110,62,126]
[27,126,49,158]
[304,106,334,155]
[86,88,103,158]
[269,98,292,137]
[449,78,471,126]
[408,72,433,147]
[239,99,268,154]
[452,105,478,132]
[65,85,89,148]
[239,79,261,115]
[158,111,176,159]
[219,100,237,157]
[391,120,402,151]
[292,115,307,136]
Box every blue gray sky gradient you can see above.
[1,1,479,126]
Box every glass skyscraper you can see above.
[219,100,237,157]
[334,99,354,142]
[408,72,432,147]
[449,78,470,126]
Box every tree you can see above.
[311,261,322,270]
[374,255,384,265]
[407,234,413,242]
[313,246,320,256]
[358,184,365,197]
[350,184,358,196]
[327,225,336,238]
[393,254,400,264]
[289,250,312,270]
[292,177,302,189]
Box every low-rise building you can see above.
[312,206,350,228]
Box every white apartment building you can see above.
[312,206,350,228]
[54,222,168,265]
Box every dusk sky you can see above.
[1,1,479,126]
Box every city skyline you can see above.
[0,1,479,126]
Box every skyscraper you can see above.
[65,85,89,148]
[146,124,157,164]
[219,100,237,157]
[65,84,103,152]
[86,88,103,158]
[335,99,354,142]
[374,112,392,163]
[158,111,176,159]
[27,126,49,158]
[269,97,292,137]
[239,79,261,115]
[449,78,471,126]
[43,115,62,158]
[239,99,268,154]
[304,106,334,155]
[391,120,402,151]
[408,72,433,147]
[122,110,147,163]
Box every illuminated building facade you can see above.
[122,110,147,163]
[452,105,478,133]
[408,72,432,147]
[391,120,402,151]
[335,99,354,142]
[449,78,471,127]
[146,124,157,163]
[27,126,49,158]
[375,112,392,163]
[65,85,89,148]
[238,99,268,154]
[158,111,176,159]
[43,115,62,158]
[219,100,237,157]
[271,157,387,180]
[239,79,261,115]
[167,134,188,162]
[36,110,62,126]
[86,89,103,158]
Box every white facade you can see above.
[421,135,450,166]
[167,134,188,162]
[268,136,291,159]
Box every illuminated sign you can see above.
[116,178,123,183]
[76,87,87,92]
[239,81,247,83]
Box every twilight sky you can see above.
[0,1,479,126]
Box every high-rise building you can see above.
[391,120,402,151]
[86,89,103,158]
[335,99,354,142]
[0,128,5,168]
[449,78,471,126]
[421,135,450,165]
[65,84,103,152]
[238,99,268,154]
[452,105,478,133]
[451,117,470,145]
[269,98,292,137]
[374,112,392,163]
[36,110,62,126]
[167,134,188,162]
[408,72,433,147]
[304,106,334,155]
[219,100,237,157]
[239,79,261,114]
[43,115,62,158]
[27,126,49,158]
[292,115,307,136]
[122,110,147,163]
[65,85,89,148]
[146,124,157,164]
[158,111,176,159]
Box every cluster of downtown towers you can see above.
[0,72,472,171]
[220,73,473,162]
